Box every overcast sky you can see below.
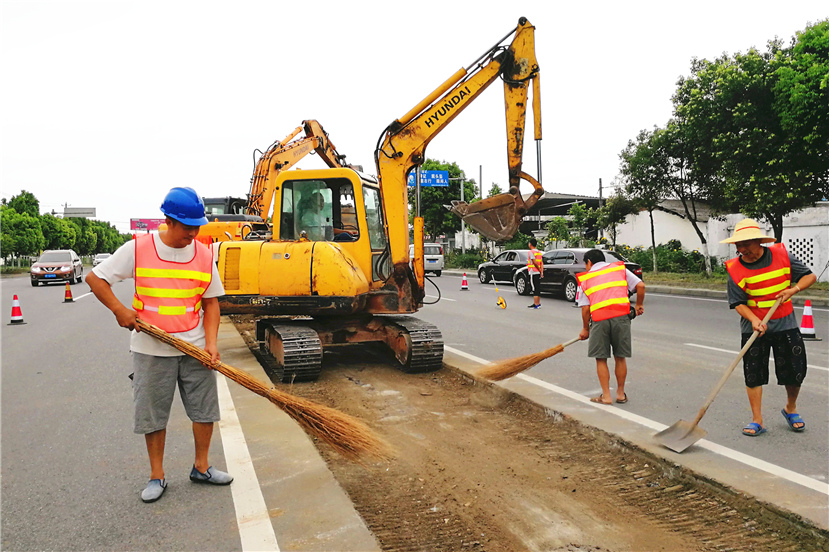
[2,1,826,233]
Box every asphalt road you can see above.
[416,272,829,483]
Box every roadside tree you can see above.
[40,213,77,250]
[407,159,478,242]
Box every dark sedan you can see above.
[513,248,643,301]
[477,249,530,285]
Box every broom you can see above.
[476,336,581,381]
[136,319,393,462]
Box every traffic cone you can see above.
[799,300,821,341]
[572,283,582,308]
[461,273,469,290]
[8,295,26,325]
[64,282,74,303]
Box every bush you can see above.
[612,241,715,274]
[446,251,487,269]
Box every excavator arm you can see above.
[247,119,350,220]
[375,17,544,293]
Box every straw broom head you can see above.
[136,319,394,462]
[475,344,565,381]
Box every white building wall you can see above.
[617,204,829,282]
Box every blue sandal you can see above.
[781,409,805,432]
[742,422,767,436]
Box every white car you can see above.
[409,243,444,277]
[92,253,112,267]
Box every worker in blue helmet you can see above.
[86,186,232,504]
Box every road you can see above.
[416,272,829,483]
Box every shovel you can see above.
[654,297,783,453]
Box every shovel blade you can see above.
[653,420,707,453]
[449,194,520,242]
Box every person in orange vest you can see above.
[577,249,645,405]
[86,187,232,503]
[721,219,816,437]
[526,237,544,309]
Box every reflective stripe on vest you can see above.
[132,234,213,333]
[725,243,794,320]
[575,262,629,322]
[527,249,542,274]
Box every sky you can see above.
[1,1,827,233]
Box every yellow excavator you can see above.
[216,17,544,382]
[196,120,353,242]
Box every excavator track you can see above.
[386,316,444,373]
[256,321,323,383]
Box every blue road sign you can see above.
[407,170,449,187]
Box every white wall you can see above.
[616,204,829,282]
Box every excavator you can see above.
[194,120,353,242]
[215,17,544,382]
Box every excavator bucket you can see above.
[449,193,522,242]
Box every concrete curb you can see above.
[440,349,829,534]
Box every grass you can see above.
[644,271,829,298]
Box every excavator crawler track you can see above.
[386,316,444,373]
[257,321,323,383]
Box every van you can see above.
[409,243,444,277]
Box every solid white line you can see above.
[216,376,280,552]
[73,292,93,301]
[445,345,829,496]
[648,293,725,303]
[685,343,828,372]
[425,295,456,302]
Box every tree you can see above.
[568,203,589,247]
[8,190,40,218]
[40,213,77,250]
[620,128,670,272]
[594,193,637,250]
[65,217,98,255]
[487,183,503,197]
[407,159,478,241]
[545,216,570,249]
[1,206,45,258]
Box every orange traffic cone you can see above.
[8,295,26,325]
[572,282,582,308]
[461,272,469,290]
[64,282,74,303]
[799,300,821,341]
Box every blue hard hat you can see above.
[160,187,209,226]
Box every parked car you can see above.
[477,249,530,284]
[513,248,643,302]
[30,249,84,286]
[409,243,444,276]
[92,253,112,267]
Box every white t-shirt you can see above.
[92,234,225,356]
[576,261,641,307]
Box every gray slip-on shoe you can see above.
[190,466,233,485]
[141,478,167,503]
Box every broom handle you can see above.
[561,336,581,348]
[690,297,783,427]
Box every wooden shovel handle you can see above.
[689,297,784,426]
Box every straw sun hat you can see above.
[720,218,776,244]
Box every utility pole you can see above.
[598,178,603,240]
[460,178,466,254]
[479,165,483,199]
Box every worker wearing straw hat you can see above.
[721,218,816,437]
[86,187,233,503]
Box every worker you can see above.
[721,219,816,436]
[86,187,233,503]
[576,249,645,405]
[297,190,332,241]
[526,238,544,309]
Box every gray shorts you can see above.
[587,315,632,359]
[132,352,220,434]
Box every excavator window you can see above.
[279,178,361,242]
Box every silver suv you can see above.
[409,243,445,277]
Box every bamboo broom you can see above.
[476,337,581,381]
[136,319,393,462]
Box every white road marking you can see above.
[649,293,829,313]
[73,292,93,301]
[685,343,828,372]
[425,295,456,302]
[445,345,829,496]
[216,376,280,552]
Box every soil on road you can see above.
[232,316,825,552]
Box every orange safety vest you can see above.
[132,234,213,333]
[725,243,794,321]
[527,248,543,274]
[576,262,630,322]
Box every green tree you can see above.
[8,190,40,218]
[545,216,570,249]
[487,183,503,197]
[1,207,45,258]
[568,203,589,247]
[594,193,637,250]
[65,217,98,255]
[40,213,77,250]
[407,159,478,241]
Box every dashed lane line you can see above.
[685,343,828,372]
[216,375,280,552]
[445,345,829,496]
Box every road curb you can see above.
[440,348,829,534]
